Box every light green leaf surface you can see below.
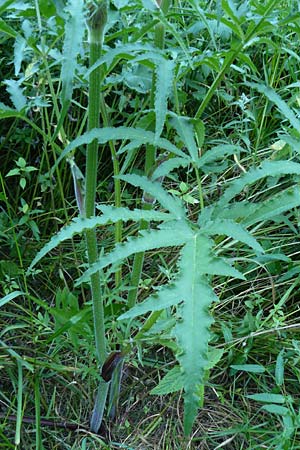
[53,127,186,172]
[76,226,192,285]
[61,0,85,105]
[4,80,26,111]
[219,160,300,205]
[170,115,199,161]
[202,219,263,253]
[153,156,190,179]
[247,393,286,404]
[155,59,174,141]
[174,236,217,435]
[150,366,184,395]
[0,291,25,308]
[118,174,186,219]
[231,364,265,373]
[28,208,172,272]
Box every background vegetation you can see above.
[1,0,300,448]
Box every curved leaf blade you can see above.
[76,225,192,285]
[53,127,186,172]
[118,174,186,219]
[28,208,172,272]
[219,160,300,205]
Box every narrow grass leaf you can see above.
[231,364,265,373]
[34,375,42,450]
[247,82,300,131]
[15,360,23,445]
[155,59,174,141]
[275,350,285,387]
[247,393,286,403]
[0,18,18,38]
[0,291,25,308]
[0,340,34,371]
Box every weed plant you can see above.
[2,0,300,448]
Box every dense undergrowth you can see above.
[2,0,300,448]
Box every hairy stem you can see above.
[85,1,108,365]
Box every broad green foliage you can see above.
[28,156,300,433]
[4,0,300,444]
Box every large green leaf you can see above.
[174,236,217,435]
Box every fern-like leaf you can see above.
[174,236,217,435]
[201,219,263,253]
[219,160,300,205]
[76,224,192,285]
[27,208,172,273]
[53,127,186,172]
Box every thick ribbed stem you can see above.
[85,1,108,365]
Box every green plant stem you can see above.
[34,375,42,450]
[193,163,204,210]
[15,360,23,446]
[99,95,122,288]
[85,4,108,365]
